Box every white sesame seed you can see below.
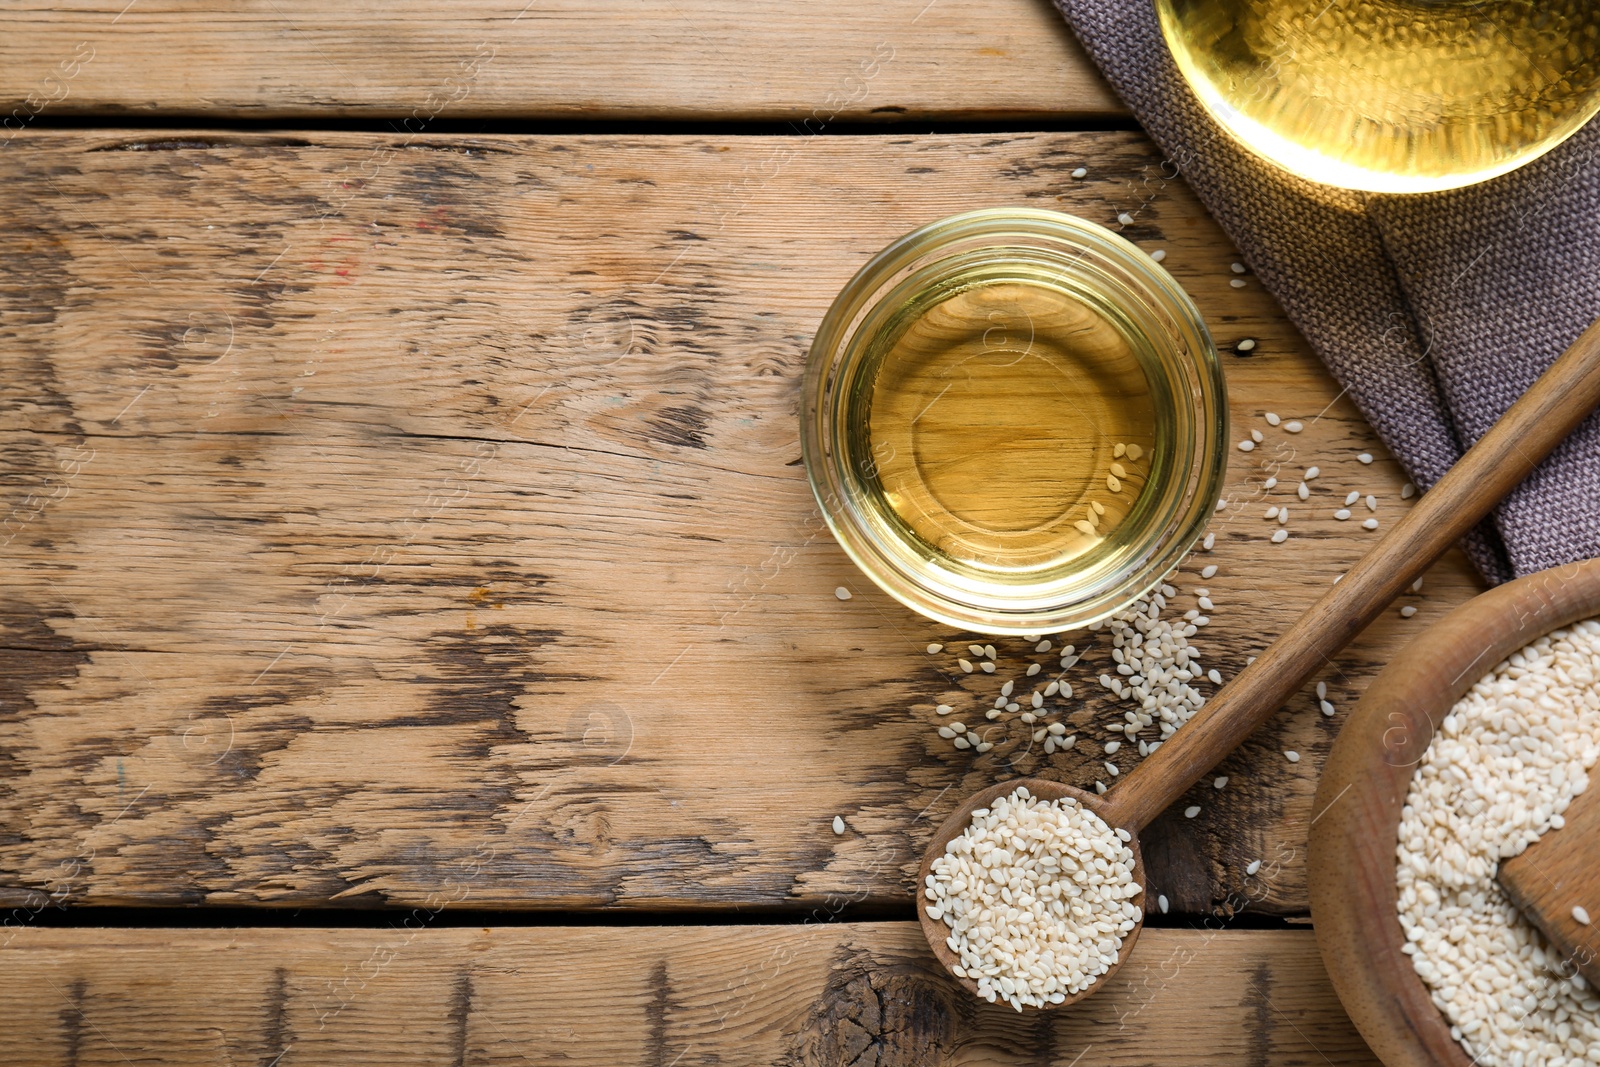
[1229,278,1245,288]
[980,662,996,673]
[976,741,993,753]
[1335,508,1351,520]
[1400,605,1417,618]
[1316,681,1327,700]
[1127,444,1144,461]
[1000,680,1014,697]
[1198,596,1214,611]
[1271,529,1288,544]
[1251,429,1264,444]
[1072,166,1088,179]
[833,815,845,834]
[1118,212,1134,225]
[1278,509,1289,525]
[953,736,971,749]
[1158,894,1169,914]
[928,643,943,654]
[1032,691,1043,708]
[1044,681,1059,697]
[1238,440,1255,452]
[984,645,996,659]
[1284,750,1300,763]
[1184,805,1201,818]
[1401,482,1415,499]
[938,726,957,739]
[1149,248,1165,262]
[1305,466,1320,480]
[1246,859,1261,876]
[1111,461,1127,479]
[1113,442,1126,458]
[1265,506,1279,519]
[1091,500,1106,516]
[1263,476,1277,490]
[1107,473,1123,491]
[1208,669,1223,685]
[1036,639,1052,653]
[1059,683,1073,700]
[1264,411,1279,425]
[969,644,984,657]
[1202,533,1215,551]
[1358,452,1373,464]
[1344,491,1359,505]
[949,722,965,733]
[1285,421,1303,433]
[835,586,852,600]
[1297,482,1309,500]
[937,704,953,715]
[959,659,973,673]
[1231,261,1246,273]
[1411,577,1423,593]
[1320,700,1335,716]
[1366,495,1378,511]
[1200,564,1218,579]
[1095,781,1107,794]
[1105,762,1119,776]
[1575,906,1592,926]
[1362,518,1379,530]
[1047,722,1066,736]
[1006,702,1019,713]
[1026,663,1041,677]
[1213,776,1228,789]
[1215,498,1227,511]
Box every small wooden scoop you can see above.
[919,315,1600,1008]
[1499,785,1600,987]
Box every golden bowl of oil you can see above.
[802,208,1226,634]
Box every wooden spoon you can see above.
[919,314,1600,1009]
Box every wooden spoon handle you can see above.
[1098,315,1600,832]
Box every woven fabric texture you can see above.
[1054,0,1600,582]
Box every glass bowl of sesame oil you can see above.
[803,208,1226,634]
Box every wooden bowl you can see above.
[1309,558,1600,1067]
[916,777,1146,1009]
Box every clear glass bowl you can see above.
[802,208,1227,634]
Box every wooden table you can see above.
[0,2,1485,1062]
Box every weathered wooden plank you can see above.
[0,924,1376,1065]
[0,130,1485,914]
[0,0,1123,125]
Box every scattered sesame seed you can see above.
[1321,700,1335,716]
[1278,509,1289,525]
[1366,495,1378,511]
[1401,482,1415,499]
[1263,476,1277,490]
[959,659,974,673]
[1297,482,1309,500]
[1238,440,1255,452]
[1271,529,1288,544]
[981,662,996,673]
[1036,639,1052,653]
[1001,680,1014,697]
[1208,669,1223,685]
[1284,750,1300,763]
[1251,429,1264,444]
[1031,691,1043,708]
[1358,452,1373,464]
[1184,805,1201,818]
[835,586,852,600]
[1059,683,1073,699]
[1200,564,1218,579]
[937,704,953,715]
[1150,249,1166,262]
[1575,906,1592,926]
[928,643,943,654]
[1411,577,1424,593]
[1108,474,1123,492]
[1362,518,1379,530]
[1216,498,1227,511]
[953,736,971,749]
[1095,781,1107,794]
[1285,421,1303,433]
[1231,262,1246,273]
[1317,681,1327,699]
[1264,411,1279,425]
[1158,894,1170,914]
[1105,762,1119,776]
[1127,445,1144,461]
[1111,461,1128,479]
[1401,605,1418,618]
[1113,442,1126,458]
[1027,663,1041,677]
[833,815,845,834]
[1265,506,1279,520]
[1246,859,1262,876]
[1198,596,1214,611]
[1118,212,1135,226]
[1105,740,1121,754]
[1214,776,1229,789]
[976,741,994,753]
[1072,166,1088,179]
[1305,466,1320,480]
[1202,533,1215,551]
[938,726,957,739]
[1047,722,1066,736]
[1229,278,1246,288]
[1092,500,1106,516]
[969,644,984,657]
[1335,508,1351,520]
[984,645,996,659]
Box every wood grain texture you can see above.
[0,924,1377,1065]
[0,0,1123,124]
[0,129,1485,914]
[1309,559,1600,1067]
[1103,315,1600,833]
[1499,752,1600,989]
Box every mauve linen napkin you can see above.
[1053,0,1600,583]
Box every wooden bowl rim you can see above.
[1308,558,1600,1067]
[915,776,1146,1011]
